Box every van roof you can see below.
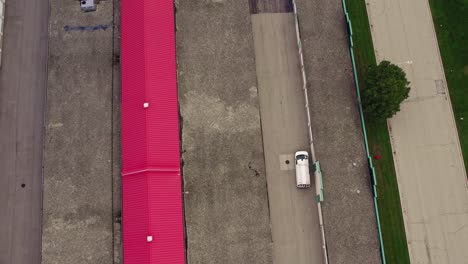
[295,150,308,157]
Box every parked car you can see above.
[295,151,311,188]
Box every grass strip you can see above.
[345,0,411,262]
[429,0,468,172]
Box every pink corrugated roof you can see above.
[121,0,185,263]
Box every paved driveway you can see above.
[251,12,324,264]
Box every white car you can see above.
[295,151,311,189]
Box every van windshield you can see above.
[296,154,308,160]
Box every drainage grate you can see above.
[279,154,295,171]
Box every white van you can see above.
[295,151,311,188]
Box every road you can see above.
[366,0,468,263]
[0,0,49,263]
[251,13,324,264]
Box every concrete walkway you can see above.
[366,0,468,263]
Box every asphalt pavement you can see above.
[293,1,382,263]
[0,0,49,263]
[41,2,115,263]
[367,0,468,262]
[176,1,273,263]
[251,13,324,264]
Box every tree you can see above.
[362,60,410,121]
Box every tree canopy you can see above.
[362,60,410,121]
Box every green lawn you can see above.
[429,0,468,172]
[345,0,411,263]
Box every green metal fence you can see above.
[341,1,386,263]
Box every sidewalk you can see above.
[366,0,468,262]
